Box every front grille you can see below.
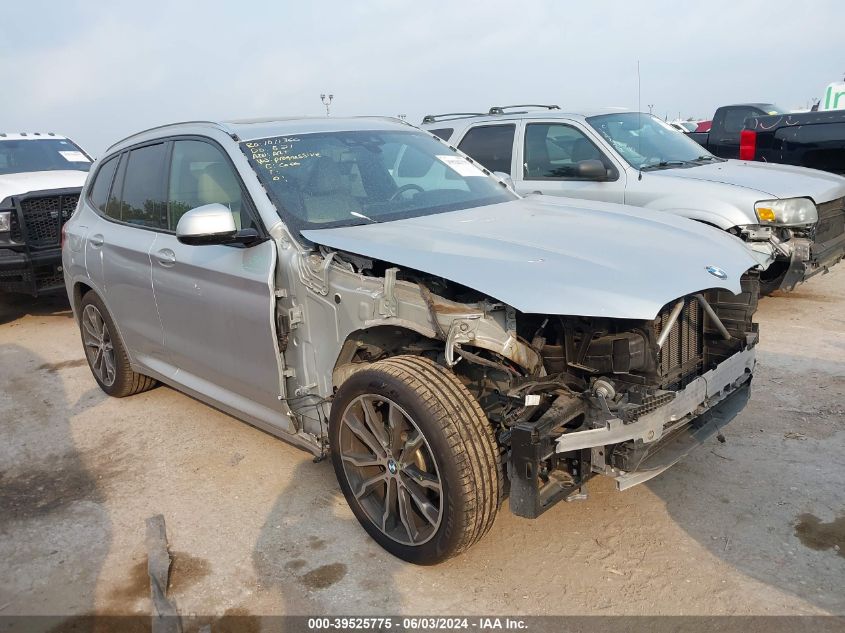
[18,194,79,248]
[654,298,703,390]
[816,197,845,245]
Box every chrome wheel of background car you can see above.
[81,304,116,387]
[338,394,443,546]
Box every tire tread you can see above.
[368,355,502,558]
[80,292,157,398]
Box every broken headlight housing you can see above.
[755,198,817,226]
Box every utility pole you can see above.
[320,94,334,116]
[648,104,654,114]
[397,114,407,121]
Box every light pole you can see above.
[320,94,334,116]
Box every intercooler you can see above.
[653,297,704,390]
[653,274,759,391]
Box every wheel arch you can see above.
[332,324,440,390]
[72,280,96,321]
[72,281,137,367]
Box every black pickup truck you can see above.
[688,104,845,175]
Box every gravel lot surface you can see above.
[1,267,843,627]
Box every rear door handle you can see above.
[89,234,104,248]
[155,248,176,267]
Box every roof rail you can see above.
[105,120,229,152]
[488,104,560,115]
[421,112,485,124]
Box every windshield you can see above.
[241,130,515,233]
[586,113,718,170]
[0,138,91,175]
[757,104,787,115]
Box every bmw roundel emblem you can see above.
[706,265,728,280]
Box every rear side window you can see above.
[722,108,757,134]
[457,125,515,173]
[105,153,127,221]
[428,128,453,141]
[88,155,119,213]
[117,144,168,228]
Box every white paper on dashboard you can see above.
[436,155,486,177]
[59,151,90,162]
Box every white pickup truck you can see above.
[422,106,845,294]
[0,133,91,296]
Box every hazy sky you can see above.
[3,0,843,154]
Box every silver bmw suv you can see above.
[63,117,761,563]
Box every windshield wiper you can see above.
[350,211,378,223]
[692,155,722,162]
[640,160,691,171]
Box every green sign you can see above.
[821,82,845,111]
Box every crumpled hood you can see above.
[0,170,87,204]
[653,160,845,202]
[302,197,760,320]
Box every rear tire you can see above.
[329,355,501,564]
[79,292,157,397]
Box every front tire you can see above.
[79,292,157,397]
[329,355,501,564]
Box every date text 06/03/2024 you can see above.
[306,617,528,630]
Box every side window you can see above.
[88,155,119,213]
[105,153,127,221]
[457,125,515,173]
[524,123,613,179]
[168,140,254,231]
[120,144,168,228]
[722,108,756,134]
[428,128,453,141]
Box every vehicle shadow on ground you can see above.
[252,458,406,617]
[646,348,845,613]
[0,292,72,326]
[0,344,114,632]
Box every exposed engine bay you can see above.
[309,248,760,519]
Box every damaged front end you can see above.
[779,197,845,290]
[449,275,760,519]
[734,196,845,291]
[319,247,759,519]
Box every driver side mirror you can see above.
[176,203,260,246]
[575,159,609,181]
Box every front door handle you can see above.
[89,234,104,248]
[155,248,176,267]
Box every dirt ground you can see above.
[1,267,843,625]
